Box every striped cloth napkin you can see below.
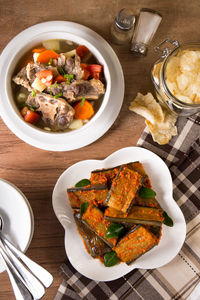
[55,113,200,300]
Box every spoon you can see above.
[0,215,53,299]
[0,249,33,300]
[0,216,53,287]
[0,219,32,299]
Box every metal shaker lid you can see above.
[130,42,148,56]
[115,8,135,31]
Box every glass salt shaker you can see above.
[130,8,162,55]
[110,8,135,45]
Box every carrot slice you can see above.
[21,106,29,117]
[81,63,88,68]
[32,47,46,53]
[87,64,102,73]
[24,110,39,123]
[76,45,90,59]
[87,64,102,79]
[37,50,59,64]
[74,100,94,120]
[54,74,66,83]
[21,109,40,124]
[80,63,91,80]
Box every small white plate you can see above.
[52,147,186,281]
[0,179,34,273]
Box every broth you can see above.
[12,39,106,132]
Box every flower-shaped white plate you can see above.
[0,179,34,273]
[52,147,186,281]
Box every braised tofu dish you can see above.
[67,162,173,267]
[12,39,105,131]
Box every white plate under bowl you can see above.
[0,21,124,151]
[52,146,186,281]
[0,179,34,273]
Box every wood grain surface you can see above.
[0,0,199,299]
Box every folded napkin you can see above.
[55,113,200,300]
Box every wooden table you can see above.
[0,1,199,299]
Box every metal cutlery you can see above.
[0,245,33,300]
[0,215,53,299]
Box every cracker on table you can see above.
[129,92,164,124]
[145,109,177,145]
[129,92,178,145]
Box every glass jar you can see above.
[151,39,200,116]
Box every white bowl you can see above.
[0,21,124,151]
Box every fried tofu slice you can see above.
[106,166,144,213]
[113,225,157,264]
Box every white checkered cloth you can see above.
[55,113,200,300]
